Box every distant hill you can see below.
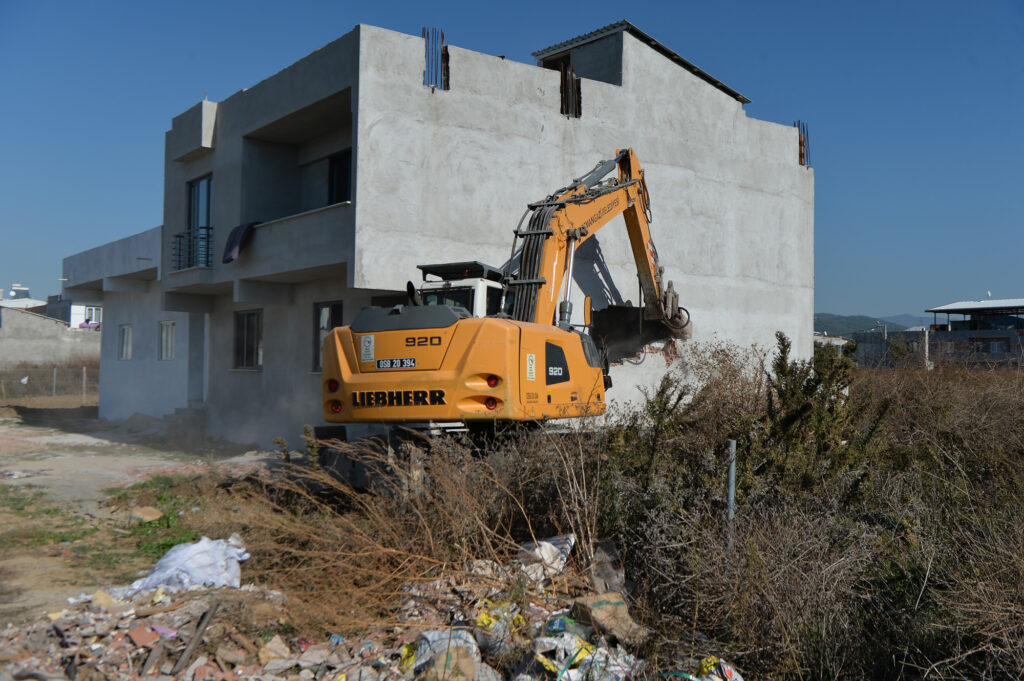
[879,313,929,329]
[814,313,907,338]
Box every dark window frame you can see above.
[313,301,344,372]
[188,174,212,229]
[234,309,263,370]
[327,149,352,205]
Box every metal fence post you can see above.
[81,366,86,405]
[727,439,736,550]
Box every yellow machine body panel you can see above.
[321,316,606,424]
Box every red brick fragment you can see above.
[127,624,159,648]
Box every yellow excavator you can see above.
[320,148,689,426]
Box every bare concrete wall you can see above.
[0,308,100,369]
[202,280,382,446]
[97,288,190,420]
[353,26,814,367]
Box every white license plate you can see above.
[376,357,416,369]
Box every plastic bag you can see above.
[415,628,481,674]
[130,533,249,593]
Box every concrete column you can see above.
[187,312,206,407]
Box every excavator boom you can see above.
[506,148,687,331]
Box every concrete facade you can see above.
[63,227,194,419]
[0,307,100,369]
[63,22,814,446]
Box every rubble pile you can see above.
[1,533,745,681]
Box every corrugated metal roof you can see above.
[532,20,750,104]
[926,299,1024,314]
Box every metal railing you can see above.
[172,226,213,270]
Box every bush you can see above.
[176,335,1024,679]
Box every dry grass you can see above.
[103,344,1024,679]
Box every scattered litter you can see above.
[534,633,594,674]
[695,656,744,681]
[572,645,642,681]
[519,534,575,584]
[150,623,177,638]
[474,600,524,657]
[571,593,649,646]
[0,529,739,681]
[415,628,481,674]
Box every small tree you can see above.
[764,332,856,487]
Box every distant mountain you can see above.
[879,313,929,329]
[814,313,907,338]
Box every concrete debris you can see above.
[258,634,291,664]
[90,589,120,611]
[1,584,286,681]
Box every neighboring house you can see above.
[0,307,100,370]
[62,21,815,447]
[46,295,103,328]
[1,285,47,312]
[853,298,1024,367]
[813,332,849,355]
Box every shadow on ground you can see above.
[4,404,256,459]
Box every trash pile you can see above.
[1,533,745,681]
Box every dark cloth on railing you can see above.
[222,222,260,264]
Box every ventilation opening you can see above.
[423,27,450,91]
[559,63,582,118]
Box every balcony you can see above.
[173,227,213,270]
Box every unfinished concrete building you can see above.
[62,21,814,447]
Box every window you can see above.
[189,175,212,230]
[234,310,263,369]
[118,325,133,360]
[313,301,344,371]
[159,321,175,360]
[175,175,213,269]
[85,306,102,324]
[328,150,351,204]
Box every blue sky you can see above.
[1,1,1021,315]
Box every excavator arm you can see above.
[505,148,688,332]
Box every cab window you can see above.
[422,288,474,312]
[486,287,504,316]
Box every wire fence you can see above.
[0,361,100,402]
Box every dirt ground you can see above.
[0,398,277,625]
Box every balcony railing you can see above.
[172,226,213,270]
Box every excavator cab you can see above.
[415,261,508,317]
